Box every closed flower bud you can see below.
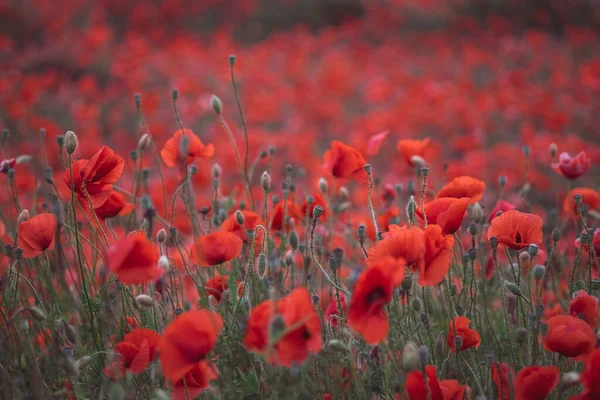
[410,297,422,313]
[65,323,78,343]
[284,251,294,266]
[75,356,92,371]
[17,209,29,225]
[489,236,499,249]
[211,95,222,115]
[64,131,78,154]
[514,327,527,344]
[471,203,483,223]
[395,183,403,196]
[410,155,425,167]
[401,341,422,372]
[327,340,349,353]
[158,256,170,270]
[552,228,561,242]
[157,229,167,243]
[229,54,236,65]
[575,280,586,291]
[28,307,45,321]
[289,229,298,250]
[574,193,583,205]
[235,210,245,225]
[318,177,328,194]
[339,186,349,201]
[258,253,267,278]
[261,171,271,191]
[562,372,580,388]
[138,133,151,151]
[18,319,29,332]
[135,294,154,308]
[532,265,546,281]
[504,280,524,298]
[401,275,413,291]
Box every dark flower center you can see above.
[367,287,386,305]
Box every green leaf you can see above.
[235,368,259,396]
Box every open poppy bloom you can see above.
[551,151,590,180]
[405,365,443,400]
[220,210,265,247]
[435,176,486,204]
[159,309,223,381]
[569,290,599,329]
[63,145,125,208]
[416,197,469,235]
[244,287,322,366]
[367,224,425,271]
[397,137,430,166]
[514,365,559,400]
[439,379,469,400]
[573,348,600,400]
[170,360,219,400]
[190,232,243,266]
[323,141,368,182]
[420,224,454,286]
[103,328,161,379]
[563,187,600,218]
[488,199,517,223]
[91,190,135,219]
[487,210,543,250]
[106,232,162,285]
[348,258,404,344]
[17,213,57,258]
[161,128,214,167]
[544,314,595,360]
[447,316,481,352]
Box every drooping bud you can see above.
[211,95,222,115]
[504,280,525,298]
[135,294,154,308]
[261,171,271,192]
[64,131,78,154]
[28,307,46,321]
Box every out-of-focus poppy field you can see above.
[1,0,600,398]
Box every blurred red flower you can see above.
[323,141,368,182]
[447,316,481,352]
[435,176,485,204]
[551,151,590,180]
[367,225,425,271]
[161,129,214,167]
[563,187,599,218]
[514,365,559,400]
[17,213,57,258]
[103,328,161,379]
[569,290,598,329]
[397,138,430,167]
[170,360,219,400]
[420,224,454,286]
[544,314,595,360]
[106,232,162,284]
[190,232,243,266]
[405,365,443,400]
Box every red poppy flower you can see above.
[301,192,328,220]
[491,363,513,400]
[563,187,600,218]
[487,210,543,250]
[106,232,162,285]
[220,210,265,246]
[367,130,390,156]
[397,138,430,166]
[190,232,243,266]
[161,129,214,167]
[17,213,57,258]
[575,348,600,400]
[92,190,135,219]
[204,275,242,303]
[488,200,517,223]
[420,224,454,286]
[544,315,595,360]
[244,287,322,366]
[159,309,223,381]
[447,316,481,352]
[348,258,404,344]
[514,366,559,400]
[405,365,443,400]
[171,360,219,400]
[551,151,590,180]
[323,141,368,182]
[439,379,469,400]
[271,200,302,231]
[435,176,485,204]
[367,225,425,271]
[63,146,125,208]
[103,328,161,379]
[416,197,469,235]
[569,290,599,329]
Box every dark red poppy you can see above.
[103,328,161,379]
[161,129,214,167]
[420,224,454,286]
[544,314,595,360]
[487,210,543,250]
[416,197,469,235]
[435,176,486,204]
[106,232,162,285]
[563,187,599,218]
[367,225,425,271]
[439,379,469,400]
[17,213,57,258]
[514,365,559,400]
[569,290,599,329]
[551,151,590,180]
[397,138,430,167]
[348,258,404,344]
[405,365,443,400]
[488,200,517,223]
[159,309,223,381]
[244,288,322,366]
[170,360,219,400]
[447,316,481,352]
[190,232,243,266]
[323,141,368,182]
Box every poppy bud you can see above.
[158,256,170,271]
[289,229,298,250]
[401,341,421,372]
[64,131,78,154]
[138,133,151,151]
[562,372,580,388]
[401,275,412,291]
[313,205,324,219]
[211,163,221,179]
[318,177,328,194]
[17,209,29,225]
[259,149,267,159]
[551,228,561,243]
[471,203,483,224]
[489,236,498,249]
[467,222,477,237]
[235,210,245,225]
[522,145,531,157]
[211,95,222,115]
[549,143,557,157]
[133,93,141,107]
[260,171,271,192]
[135,294,154,308]
[140,194,153,210]
[467,248,476,262]
[284,251,294,267]
[327,340,349,353]
[28,307,45,321]
[157,229,167,243]
[498,176,507,187]
[504,280,524,298]
[410,297,422,313]
[395,183,403,197]
[519,251,530,263]
[532,265,546,281]
[357,224,366,241]
[410,155,425,167]
[574,193,583,205]
[528,244,539,257]
[13,247,24,260]
[258,253,267,278]
[454,336,463,351]
[406,196,417,224]
[514,327,527,344]
[229,54,236,65]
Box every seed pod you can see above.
[64,131,78,154]
[357,224,366,241]
[552,228,561,242]
[401,275,413,291]
[532,265,546,281]
[313,205,324,219]
[17,209,29,224]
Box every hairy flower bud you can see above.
[157,229,167,243]
[552,228,561,243]
[28,307,46,321]
[410,297,422,313]
[17,209,29,225]
[64,131,78,155]
[532,265,546,281]
[261,171,271,192]
[138,133,151,151]
[211,95,222,115]
[235,210,245,225]
[135,294,154,308]
[504,280,524,298]
[514,327,527,344]
[318,177,328,194]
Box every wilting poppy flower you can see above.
[514,365,559,400]
[367,130,389,156]
[574,348,600,400]
[17,213,57,258]
[397,137,430,167]
[569,290,599,329]
[420,224,454,286]
[161,129,214,167]
[563,187,600,218]
[220,210,265,246]
[63,146,125,208]
[106,232,162,285]
[487,210,543,250]
[271,200,302,231]
[159,309,223,381]
[544,314,595,360]
[323,141,368,182]
[416,197,469,235]
[405,365,443,400]
[367,225,425,270]
[190,232,243,266]
[488,200,517,223]
[103,328,161,379]
[439,379,469,400]
[435,176,485,204]
[447,316,481,352]
[171,360,218,400]
[301,192,328,220]
[92,191,135,219]
[551,151,590,180]
[348,258,404,344]
[492,363,513,400]
[244,287,322,366]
